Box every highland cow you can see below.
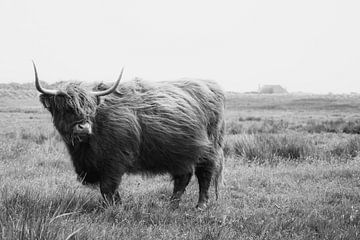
[33,63,225,209]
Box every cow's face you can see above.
[32,62,123,145]
[39,85,97,145]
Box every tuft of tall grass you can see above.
[0,188,94,240]
[238,134,314,165]
[224,134,360,165]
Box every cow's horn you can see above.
[33,61,59,95]
[90,67,124,97]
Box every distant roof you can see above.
[259,84,287,94]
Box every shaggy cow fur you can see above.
[38,77,225,208]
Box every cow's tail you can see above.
[214,147,225,200]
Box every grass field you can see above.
[1,85,360,239]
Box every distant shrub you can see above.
[226,119,289,135]
[342,121,360,134]
[226,121,244,135]
[0,108,43,113]
[305,119,360,134]
[13,128,63,151]
[305,119,345,133]
[246,119,289,134]
[238,116,262,122]
[329,136,360,159]
[20,129,48,144]
[4,132,17,139]
[224,133,360,165]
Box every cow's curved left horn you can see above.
[90,68,124,97]
[33,61,59,95]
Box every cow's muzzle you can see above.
[73,122,92,135]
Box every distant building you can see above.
[258,84,288,94]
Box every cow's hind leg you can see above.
[195,160,214,209]
[170,172,192,208]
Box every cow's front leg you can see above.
[100,176,122,206]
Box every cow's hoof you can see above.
[196,202,208,210]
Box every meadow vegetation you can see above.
[1,85,360,239]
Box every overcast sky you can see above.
[0,0,359,93]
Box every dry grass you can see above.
[1,88,360,239]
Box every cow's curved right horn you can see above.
[90,68,124,97]
[33,61,59,95]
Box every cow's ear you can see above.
[44,99,51,108]
[96,96,104,105]
[40,95,51,109]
